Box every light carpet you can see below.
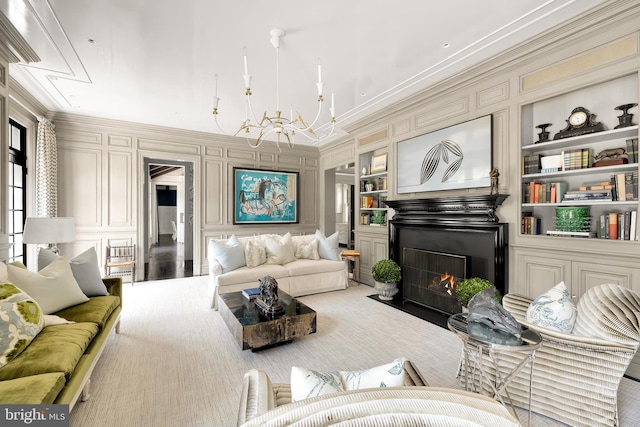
[69,277,640,427]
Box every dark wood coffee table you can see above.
[218,290,317,351]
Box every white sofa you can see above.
[207,232,348,309]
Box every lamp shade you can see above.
[23,217,76,244]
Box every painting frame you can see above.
[232,167,299,224]
[396,114,493,194]
[370,153,388,173]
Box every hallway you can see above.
[144,234,193,281]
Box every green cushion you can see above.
[54,295,120,328]
[0,323,98,381]
[0,372,66,404]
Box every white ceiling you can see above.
[3,0,604,146]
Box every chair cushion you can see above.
[54,295,120,329]
[0,322,98,381]
[0,372,66,404]
[525,281,577,333]
[7,258,89,314]
[0,283,44,369]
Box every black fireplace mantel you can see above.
[378,194,509,328]
[385,194,509,225]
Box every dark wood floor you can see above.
[144,234,193,281]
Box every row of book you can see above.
[598,211,638,240]
[523,172,638,204]
[523,139,639,175]
[521,214,542,235]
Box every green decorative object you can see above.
[555,206,590,232]
[456,277,500,308]
[371,259,401,283]
[372,210,386,224]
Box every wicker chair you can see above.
[464,284,640,427]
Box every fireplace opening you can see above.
[403,248,470,315]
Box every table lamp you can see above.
[23,217,76,254]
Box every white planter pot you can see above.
[374,281,398,301]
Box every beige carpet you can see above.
[69,277,640,427]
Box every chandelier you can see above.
[212,29,336,151]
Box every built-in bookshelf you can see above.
[358,151,388,226]
[520,75,639,241]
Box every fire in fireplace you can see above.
[403,248,470,315]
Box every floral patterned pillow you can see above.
[526,281,577,333]
[0,283,44,368]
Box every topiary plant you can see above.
[371,259,401,283]
[455,277,501,307]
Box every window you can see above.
[8,119,27,264]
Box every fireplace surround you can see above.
[380,194,509,328]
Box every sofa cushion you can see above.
[0,262,7,281]
[54,296,120,329]
[290,366,344,402]
[264,233,296,265]
[315,230,340,261]
[7,258,89,314]
[38,247,109,297]
[526,281,577,333]
[0,283,44,369]
[0,372,66,404]
[295,239,320,260]
[340,358,407,391]
[216,265,289,287]
[285,259,346,276]
[0,322,99,381]
[209,235,246,273]
[245,241,267,268]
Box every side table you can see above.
[447,313,542,426]
[340,250,360,283]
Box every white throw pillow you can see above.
[264,233,296,265]
[0,283,44,368]
[340,358,407,390]
[526,281,577,333]
[295,239,320,260]
[244,241,267,268]
[7,258,89,314]
[38,247,108,297]
[290,366,344,402]
[315,230,340,261]
[209,235,246,273]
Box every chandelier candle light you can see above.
[212,29,336,151]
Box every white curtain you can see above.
[35,117,57,217]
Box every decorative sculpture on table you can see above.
[255,275,285,318]
[467,286,522,345]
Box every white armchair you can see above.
[474,284,640,427]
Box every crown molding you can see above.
[0,12,39,64]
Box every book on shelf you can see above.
[608,212,618,240]
[546,230,596,238]
[562,148,592,171]
[626,138,638,164]
[610,172,638,201]
[523,154,541,175]
[593,158,629,167]
[631,210,638,241]
[242,287,261,300]
[580,181,613,191]
[562,189,612,202]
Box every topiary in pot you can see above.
[371,259,401,301]
[456,277,501,308]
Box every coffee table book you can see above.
[242,287,260,300]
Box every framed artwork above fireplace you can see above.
[396,114,493,194]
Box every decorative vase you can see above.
[374,281,398,301]
[365,183,374,192]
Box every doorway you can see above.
[143,158,194,280]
